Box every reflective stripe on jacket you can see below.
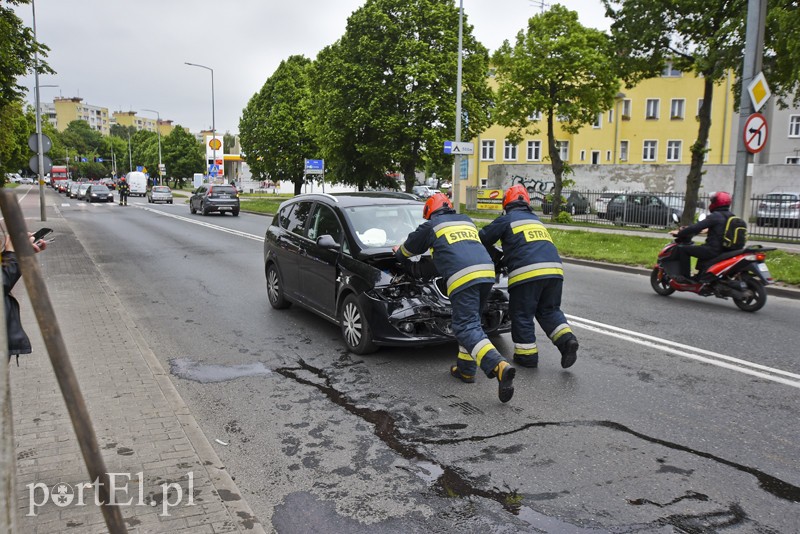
[396,211,495,296]
[479,207,563,287]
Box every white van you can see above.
[125,171,148,196]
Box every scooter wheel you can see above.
[733,274,767,312]
[650,267,675,296]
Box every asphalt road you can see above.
[54,190,800,533]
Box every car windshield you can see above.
[657,196,684,209]
[765,194,798,203]
[91,186,109,193]
[152,186,171,193]
[79,184,90,191]
[342,204,425,248]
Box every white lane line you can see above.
[566,314,800,389]
[137,205,264,242]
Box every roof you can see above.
[284,192,421,208]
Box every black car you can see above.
[85,184,113,203]
[606,193,682,227]
[541,191,591,216]
[263,192,511,354]
[189,184,240,216]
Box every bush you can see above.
[555,211,573,224]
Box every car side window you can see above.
[285,202,312,237]
[278,205,294,230]
[308,205,342,243]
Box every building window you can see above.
[670,99,685,119]
[527,111,541,121]
[593,113,602,128]
[481,140,495,161]
[606,150,611,161]
[526,140,541,161]
[608,109,614,123]
[591,151,600,164]
[580,150,586,161]
[480,178,488,187]
[789,115,800,137]
[666,140,682,161]
[619,140,629,161]
[621,99,631,120]
[503,140,517,160]
[643,140,657,162]
[646,99,660,119]
[557,141,569,161]
[786,157,800,164]
[662,61,682,77]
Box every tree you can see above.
[239,55,317,195]
[0,0,52,108]
[764,2,800,108]
[308,0,493,192]
[603,0,755,225]
[110,123,136,140]
[492,5,620,218]
[0,100,31,180]
[162,125,203,188]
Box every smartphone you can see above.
[32,227,53,241]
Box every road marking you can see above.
[566,314,800,389]
[136,205,264,242]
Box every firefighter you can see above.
[394,193,516,402]
[479,184,579,369]
[117,177,129,206]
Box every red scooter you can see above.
[650,219,775,312]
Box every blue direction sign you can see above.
[444,141,474,155]
[305,159,324,175]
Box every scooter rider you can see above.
[670,191,734,281]
[394,193,516,403]
[479,184,579,369]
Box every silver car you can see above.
[756,192,800,227]
[147,186,174,204]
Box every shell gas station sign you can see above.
[476,189,503,211]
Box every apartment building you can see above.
[468,66,738,187]
[112,111,175,137]
[51,97,110,135]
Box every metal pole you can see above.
[142,109,162,184]
[453,0,464,213]
[732,0,768,220]
[184,63,216,182]
[127,131,132,173]
[32,0,47,222]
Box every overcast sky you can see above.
[15,0,610,135]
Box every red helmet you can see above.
[503,184,530,209]
[709,191,731,211]
[422,192,453,220]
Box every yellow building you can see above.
[464,68,737,190]
[112,111,174,136]
[52,97,110,135]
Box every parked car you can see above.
[412,185,433,198]
[756,192,800,227]
[18,176,35,185]
[76,183,92,201]
[147,186,173,204]
[85,184,113,203]
[189,184,240,216]
[595,191,623,219]
[542,191,591,215]
[5,173,23,183]
[263,192,511,354]
[606,193,682,227]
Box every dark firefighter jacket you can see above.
[675,208,733,253]
[395,210,495,296]
[3,251,32,357]
[478,206,564,288]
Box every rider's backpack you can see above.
[722,215,747,250]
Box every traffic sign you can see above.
[28,133,52,153]
[29,155,52,174]
[304,159,324,175]
[743,113,768,154]
[444,141,474,155]
[747,72,771,113]
[209,164,220,177]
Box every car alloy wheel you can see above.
[266,263,290,309]
[340,294,377,354]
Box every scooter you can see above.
[650,215,775,312]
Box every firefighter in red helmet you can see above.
[479,184,579,369]
[394,193,516,402]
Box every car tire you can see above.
[340,294,377,355]
[232,209,239,217]
[190,202,197,214]
[201,203,210,216]
[168,200,173,204]
[266,263,291,310]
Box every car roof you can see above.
[282,192,421,208]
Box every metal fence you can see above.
[467,187,800,243]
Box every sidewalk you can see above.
[10,208,266,531]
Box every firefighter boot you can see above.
[494,361,516,403]
[560,338,579,369]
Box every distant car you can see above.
[595,191,623,219]
[99,177,116,190]
[542,191,591,216]
[147,186,173,204]
[189,184,240,216]
[18,177,35,185]
[606,193,681,227]
[58,180,71,194]
[86,184,113,203]
[412,185,433,198]
[76,183,91,201]
[68,182,82,198]
[5,173,23,183]
[756,192,800,227]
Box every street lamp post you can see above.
[142,109,162,185]
[453,0,464,213]
[184,62,216,182]
[31,0,48,221]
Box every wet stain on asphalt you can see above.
[628,490,709,507]
[215,489,242,502]
[169,358,272,383]
[117,447,134,456]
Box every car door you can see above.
[276,201,313,301]
[300,203,343,317]
[191,186,205,210]
[642,195,668,226]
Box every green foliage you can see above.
[0,100,30,179]
[0,0,53,108]
[492,5,620,221]
[308,0,493,192]
[130,129,159,176]
[555,211,573,224]
[764,2,800,107]
[239,55,317,195]
[110,123,136,139]
[163,125,203,188]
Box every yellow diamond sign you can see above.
[747,72,771,112]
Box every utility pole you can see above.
[453,0,464,213]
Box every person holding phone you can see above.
[3,229,47,363]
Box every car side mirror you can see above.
[316,235,340,251]
[671,212,680,224]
